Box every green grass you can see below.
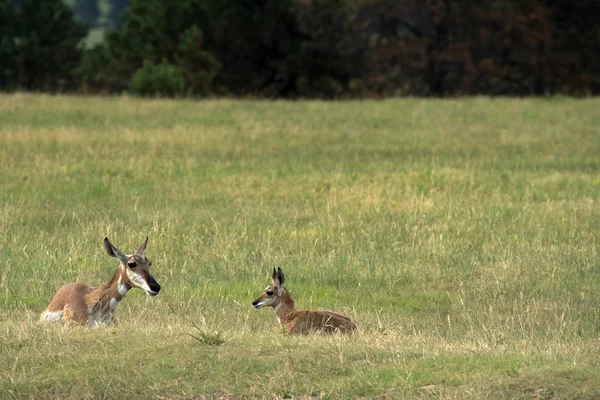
[1,93,599,399]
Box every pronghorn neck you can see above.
[86,268,131,319]
[274,291,297,324]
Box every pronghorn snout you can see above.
[147,277,161,296]
[252,298,264,309]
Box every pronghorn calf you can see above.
[40,237,161,327]
[252,268,356,334]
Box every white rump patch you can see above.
[39,311,63,324]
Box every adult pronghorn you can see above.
[252,268,356,334]
[40,237,161,327]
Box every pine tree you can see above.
[0,0,88,91]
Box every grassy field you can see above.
[0,93,599,399]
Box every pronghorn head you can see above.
[252,267,286,309]
[103,237,161,296]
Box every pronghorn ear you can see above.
[135,236,149,256]
[272,268,285,286]
[104,237,127,262]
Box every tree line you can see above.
[1,0,599,98]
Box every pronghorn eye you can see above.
[266,290,274,296]
[127,261,137,269]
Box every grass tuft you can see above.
[187,321,225,347]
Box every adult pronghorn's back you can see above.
[252,268,356,334]
[40,237,161,327]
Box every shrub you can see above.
[129,60,186,97]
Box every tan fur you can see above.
[252,268,357,334]
[40,237,160,327]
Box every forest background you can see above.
[2,0,599,98]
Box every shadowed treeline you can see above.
[2,0,599,97]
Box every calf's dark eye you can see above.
[266,290,274,296]
[127,261,137,269]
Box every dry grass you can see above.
[1,94,599,398]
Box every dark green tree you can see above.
[74,43,112,92]
[0,1,17,89]
[198,0,364,97]
[176,26,221,96]
[0,0,88,91]
[198,0,303,96]
[540,0,600,93]
[292,0,369,98]
[96,0,220,95]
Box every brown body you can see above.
[40,237,160,327]
[252,268,356,334]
